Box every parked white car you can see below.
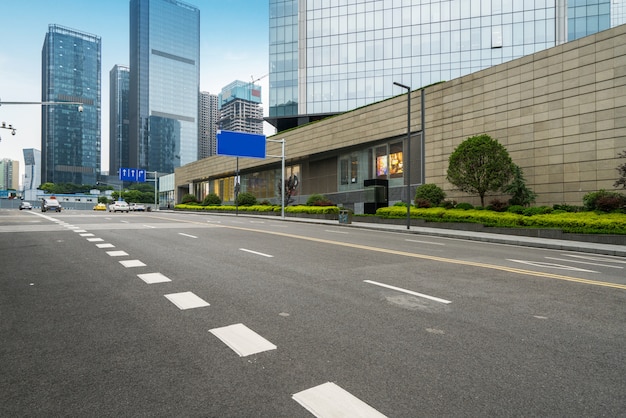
[129,203,146,211]
[108,201,130,213]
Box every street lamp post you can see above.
[393,82,411,230]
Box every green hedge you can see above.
[174,204,339,215]
[375,206,626,234]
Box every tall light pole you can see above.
[393,82,411,230]
[0,99,84,137]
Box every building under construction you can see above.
[218,80,263,135]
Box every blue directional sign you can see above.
[216,130,266,159]
[119,167,146,182]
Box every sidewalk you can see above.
[225,213,626,257]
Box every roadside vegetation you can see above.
[176,143,626,235]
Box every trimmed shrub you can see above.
[507,205,525,214]
[393,201,408,207]
[439,200,456,209]
[553,204,583,213]
[487,198,508,212]
[202,193,221,206]
[596,195,625,212]
[415,198,432,208]
[306,194,328,205]
[583,190,626,211]
[522,206,553,216]
[181,193,198,204]
[235,192,257,206]
[414,184,446,206]
[455,202,474,210]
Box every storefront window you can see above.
[389,142,403,178]
[376,146,388,178]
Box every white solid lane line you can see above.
[364,280,452,304]
[179,232,198,238]
[293,382,388,418]
[164,291,210,310]
[209,323,277,357]
[239,248,273,258]
[544,256,624,269]
[137,272,172,284]
[406,238,446,246]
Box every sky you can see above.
[0,0,272,179]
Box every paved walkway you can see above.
[222,213,626,257]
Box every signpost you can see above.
[119,167,146,182]
[216,131,286,219]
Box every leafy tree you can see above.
[446,134,515,207]
[503,164,537,207]
[38,182,56,193]
[615,150,626,189]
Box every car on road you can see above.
[129,203,146,211]
[93,203,107,211]
[109,201,130,213]
[19,201,32,210]
[41,198,62,212]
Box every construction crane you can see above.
[250,74,268,85]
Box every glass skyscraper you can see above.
[268,0,625,131]
[129,0,200,174]
[109,65,130,176]
[41,24,101,185]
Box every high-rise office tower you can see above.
[129,0,200,174]
[41,24,101,184]
[268,0,626,132]
[218,81,264,135]
[109,65,130,176]
[22,149,41,195]
[199,91,219,159]
[0,159,19,191]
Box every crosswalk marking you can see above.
[293,382,387,418]
[96,243,115,248]
[209,323,277,357]
[86,237,104,242]
[164,291,209,310]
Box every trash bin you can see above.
[338,209,352,224]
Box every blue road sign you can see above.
[120,167,147,182]
[216,130,266,159]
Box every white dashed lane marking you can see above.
[80,233,95,237]
[86,237,104,242]
[209,323,277,357]
[239,248,273,258]
[106,250,129,257]
[164,291,210,310]
[364,280,452,304]
[293,382,388,418]
[119,259,146,268]
[96,243,115,248]
[137,272,172,284]
[178,233,198,239]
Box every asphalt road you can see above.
[1,209,625,417]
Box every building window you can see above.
[340,156,359,185]
[389,142,404,178]
[376,146,388,178]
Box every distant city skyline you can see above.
[0,0,270,179]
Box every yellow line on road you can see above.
[149,215,626,290]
